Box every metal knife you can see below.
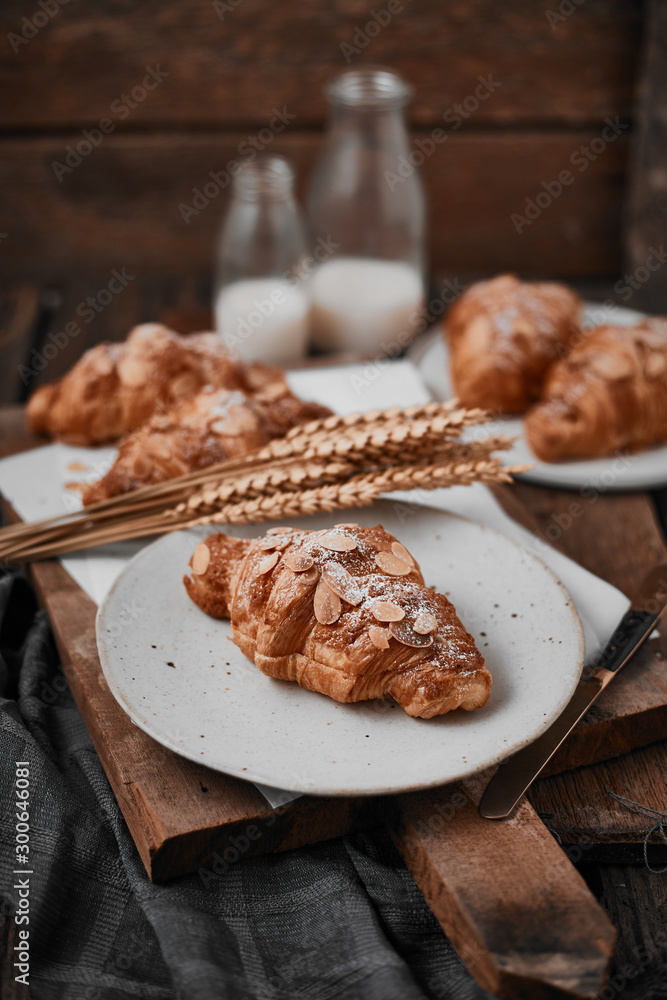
[479,564,667,820]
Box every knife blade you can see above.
[479,564,667,820]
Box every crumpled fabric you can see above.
[0,566,497,1000]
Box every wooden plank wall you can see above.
[0,0,645,282]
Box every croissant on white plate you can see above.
[444,274,582,414]
[524,321,667,461]
[184,523,491,720]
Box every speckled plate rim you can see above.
[95,503,585,796]
[409,301,667,492]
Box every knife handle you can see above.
[593,609,658,677]
[479,608,661,821]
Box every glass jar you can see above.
[307,67,426,354]
[214,155,310,364]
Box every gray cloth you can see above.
[0,567,495,1000]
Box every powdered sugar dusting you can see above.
[251,523,483,683]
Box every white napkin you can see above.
[0,359,629,808]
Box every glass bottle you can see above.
[307,67,426,354]
[214,155,310,364]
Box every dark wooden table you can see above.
[2,277,667,998]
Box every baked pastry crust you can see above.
[524,321,667,462]
[26,324,263,445]
[444,274,582,414]
[80,382,331,505]
[184,523,491,719]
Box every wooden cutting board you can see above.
[11,484,667,880]
[5,409,667,998]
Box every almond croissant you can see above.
[444,274,582,414]
[26,323,274,445]
[80,383,331,506]
[184,523,491,719]
[524,321,667,461]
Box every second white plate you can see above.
[410,302,667,491]
[96,503,584,797]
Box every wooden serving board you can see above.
[19,551,619,999]
[4,409,667,998]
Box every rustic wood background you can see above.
[4,3,667,993]
[5,0,667,414]
[1,0,648,284]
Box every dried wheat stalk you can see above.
[0,402,529,563]
[189,457,524,528]
[180,435,513,514]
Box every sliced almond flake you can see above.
[389,620,434,648]
[320,531,357,552]
[228,403,260,431]
[131,453,154,480]
[391,541,414,566]
[92,353,114,377]
[170,371,200,399]
[413,611,438,635]
[587,352,635,381]
[154,454,188,478]
[267,526,294,535]
[368,625,390,649]
[645,352,667,379]
[257,551,280,575]
[372,601,405,623]
[146,436,172,461]
[314,579,342,625]
[257,382,286,401]
[283,550,315,572]
[258,537,278,551]
[300,566,320,586]
[334,522,360,529]
[118,357,148,388]
[271,536,292,550]
[210,417,243,437]
[321,561,363,606]
[192,542,211,576]
[375,551,412,576]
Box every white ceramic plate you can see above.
[410,302,667,491]
[96,503,584,797]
